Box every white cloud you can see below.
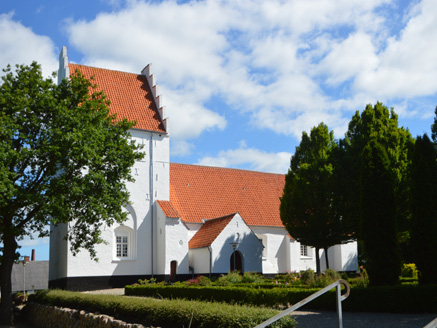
[64,0,436,145]
[197,146,292,174]
[353,0,437,98]
[0,12,58,77]
[170,140,195,157]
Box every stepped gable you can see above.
[68,63,166,133]
[188,214,236,249]
[170,163,286,227]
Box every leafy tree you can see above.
[280,123,352,273]
[0,63,144,323]
[410,134,437,284]
[340,103,414,247]
[360,139,400,286]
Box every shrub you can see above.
[31,290,295,328]
[401,263,418,278]
[241,272,264,284]
[300,269,315,285]
[215,271,242,285]
[324,269,341,281]
[125,282,437,313]
[186,276,211,286]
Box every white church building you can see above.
[49,47,358,290]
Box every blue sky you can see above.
[1,0,437,261]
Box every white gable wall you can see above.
[210,214,263,273]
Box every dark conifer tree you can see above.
[410,134,437,284]
[360,139,400,286]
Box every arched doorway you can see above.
[170,260,177,281]
[230,251,243,272]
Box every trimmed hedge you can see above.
[30,290,295,328]
[126,284,322,308]
[125,283,437,313]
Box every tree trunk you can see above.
[0,233,18,325]
[315,247,321,274]
[324,247,330,270]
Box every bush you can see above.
[215,271,242,285]
[185,276,212,286]
[125,280,437,314]
[241,272,264,284]
[31,290,295,328]
[401,263,418,278]
[300,269,315,285]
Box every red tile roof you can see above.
[189,214,236,249]
[170,163,286,227]
[157,200,180,218]
[69,64,166,133]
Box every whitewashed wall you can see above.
[49,129,170,279]
[251,226,292,274]
[210,215,262,274]
[164,217,190,275]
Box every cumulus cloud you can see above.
[197,146,292,174]
[0,12,58,77]
[62,0,437,166]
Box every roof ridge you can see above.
[69,63,140,76]
[170,162,285,176]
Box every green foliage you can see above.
[410,134,437,284]
[215,271,243,285]
[241,272,264,284]
[340,102,414,244]
[300,269,315,285]
[281,123,352,273]
[125,282,437,314]
[360,139,400,286]
[401,263,418,278]
[32,289,295,328]
[0,62,143,323]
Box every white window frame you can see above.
[300,245,311,258]
[114,225,136,261]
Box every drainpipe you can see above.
[150,133,154,278]
[208,246,212,279]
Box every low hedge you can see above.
[125,283,437,313]
[30,290,295,328]
[126,284,322,308]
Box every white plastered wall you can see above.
[252,226,293,274]
[320,241,358,272]
[195,214,263,274]
[51,129,170,279]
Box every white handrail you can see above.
[254,279,350,328]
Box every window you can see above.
[116,236,129,257]
[300,245,309,257]
[114,225,135,260]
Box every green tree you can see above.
[0,63,144,324]
[360,139,400,286]
[280,123,352,273]
[340,103,414,248]
[410,134,437,284]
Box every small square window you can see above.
[300,245,308,257]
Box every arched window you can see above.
[114,225,136,260]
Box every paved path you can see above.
[292,310,437,328]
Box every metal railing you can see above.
[254,279,351,328]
